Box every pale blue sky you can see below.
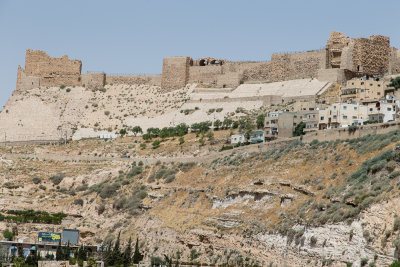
[0,0,399,108]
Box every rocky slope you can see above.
[1,130,400,266]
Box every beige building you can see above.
[265,110,319,138]
[340,77,387,104]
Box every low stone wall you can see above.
[302,122,400,142]
[106,75,161,86]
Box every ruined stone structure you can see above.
[17,50,82,90]
[161,31,397,91]
[16,50,162,91]
[161,57,191,91]
[15,31,400,93]
[322,31,391,80]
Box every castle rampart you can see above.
[14,31,399,93]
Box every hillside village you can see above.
[2,30,400,267]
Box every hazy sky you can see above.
[0,0,399,108]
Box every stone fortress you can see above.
[15,31,400,93]
[3,31,400,143]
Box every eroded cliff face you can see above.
[1,131,400,266]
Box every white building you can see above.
[231,133,247,144]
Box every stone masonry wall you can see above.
[352,36,390,75]
[390,48,400,75]
[81,73,106,89]
[16,66,40,91]
[24,49,82,87]
[106,75,161,87]
[161,57,190,91]
[268,50,325,82]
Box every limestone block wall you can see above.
[105,74,161,86]
[16,66,40,91]
[161,57,190,91]
[268,50,325,82]
[352,36,390,75]
[241,62,270,82]
[24,49,82,87]
[390,48,400,75]
[317,69,355,83]
[188,65,223,85]
[81,73,106,89]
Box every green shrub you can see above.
[39,185,46,190]
[66,88,71,93]
[152,140,161,149]
[360,258,368,266]
[3,229,13,240]
[32,177,42,184]
[394,217,400,232]
[3,182,19,189]
[74,199,84,206]
[98,204,105,215]
[50,173,65,185]
[99,183,120,199]
[390,170,400,179]
[126,166,143,178]
[387,160,397,172]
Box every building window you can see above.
[343,115,348,119]
[377,108,380,111]
[352,82,354,85]
[377,92,381,95]
[388,108,392,111]
[320,116,324,120]
[370,108,373,111]
[333,106,336,110]
[361,89,365,92]
[354,107,357,110]
[370,84,373,86]
[343,106,347,110]
[361,82,364,85]
[333,115,337,119]
[378,84,381,87]
[352,116,357,119]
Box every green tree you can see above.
[131,126,143,136]
[17,244,24,259]
[3,229,13,240]
[293,121,306,136]
[56,241,64,260]
[119,129,127,136]
[199,137,205,146]
[147,128,160,138]
[390,260,400,267]
[223,118,233,129]
[179,137,184,145]
[159,128,169,140]
[142,133,152,141]
[389,77,400,89]
[152,140,161,149]
[213,120,222,130]
[122,237,132,267]
[256,114,265,129]
[132,238,143,264]
[207,131,214,141]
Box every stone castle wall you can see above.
[268,50,325,82]
[81,73,106,89]
[352,35,390,75]
[15,31,398,93]
[24,49,82,87]
[390,47,400,75]
[105,75,161,87]
[161,57,190,91]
